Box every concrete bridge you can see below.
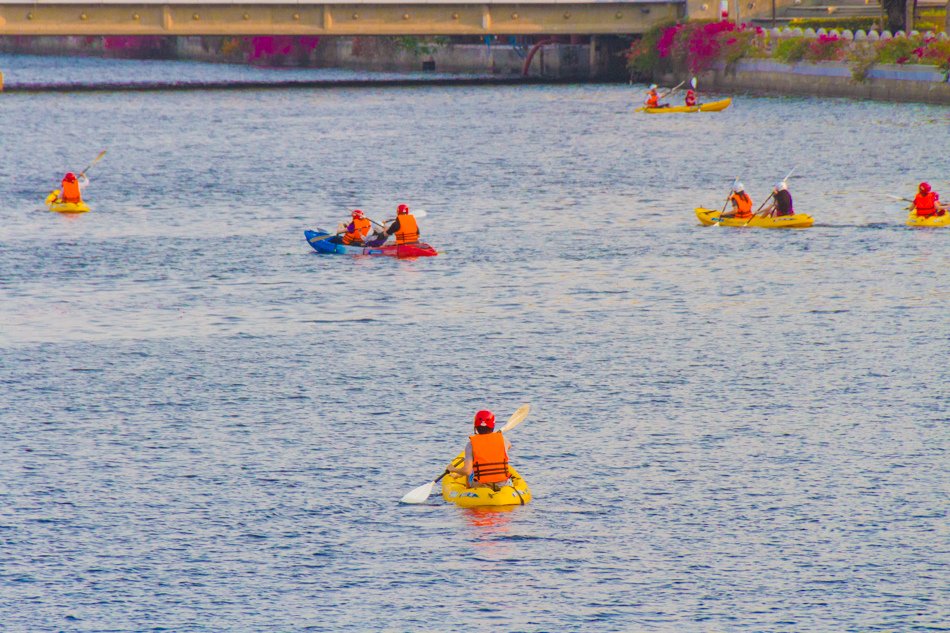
[0,0,688,36]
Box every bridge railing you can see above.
[0,0,686,36]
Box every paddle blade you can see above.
[500,403,530,433]
[413,209,428,219]
[400,480,436,504]
[691,76,697,89]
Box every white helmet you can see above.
[775,181,788,191]
[733,182,745,193]
[649,84,658,90]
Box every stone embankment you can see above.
[698,59,950,103]
[667,25,950,105]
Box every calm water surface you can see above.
[1,55,948,632]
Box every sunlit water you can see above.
[1,55,948,632]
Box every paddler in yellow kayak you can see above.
[761,181,795,218]
[55,171,89,205]
[912,182,947,218]
[684,87,697,107]
[644,84,668,109]
[446,410,513,491]
[721,182,753,219]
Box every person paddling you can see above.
[685,88,697,107]
[912,182,947,217]
[722,182,753,219]
[382,203,421,245]
[762,181,794,217]
[446,410,513,491]
[57,172,88,204]
[645,84,668,109]
[340,209,373,245]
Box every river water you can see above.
[1,54,948,631]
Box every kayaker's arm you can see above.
[447,443,474,476]
[384,217,401,236]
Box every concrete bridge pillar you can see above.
[589,35,599,78]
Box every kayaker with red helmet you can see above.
[722,182,753,219]
[913,182,946,217]
[383,204,421,245]
[58,172,88,204]
[685,88,697,107]
[447,410,513,490]
[341,209,373,245]
[763,181,794,217]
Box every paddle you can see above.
[745,168,795,226]
[712,177,739,227]
[307,230,345,244]
[886,194,916,211]
[659,79,686,100]
[78,150,107,179]
[383,209,427,221]
[399,403,531,505]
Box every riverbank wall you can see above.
[0,35,630,79]
[689,59,950,105]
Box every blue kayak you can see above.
[304,229,438,258]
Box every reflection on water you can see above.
[0,55,948,632]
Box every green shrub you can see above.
[393,36,449,57]
[774,37,809,62]
[626,20,677,78]
[875,36,922,64]
[804,34,850,62]
[848,43,877,81]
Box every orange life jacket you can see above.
[61,179,82,203]
[469,432,510,484]
[395,213,419,245]
[685,90,697,107]
[914,192,937,216]
[646,91,659,108]
[730,192,753,218]
[342,217,371,245]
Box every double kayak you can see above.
[304,229,438,258]
[642,98,732,114]
[441,453,532,508]
[695,207,814,229]
[907,211,950,227]
[45,191,90,214]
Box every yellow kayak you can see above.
[642,98,732,114]
[695,207,814,229]
[907,211,950,227]
[45,190,90,214]
[441,453,532,508]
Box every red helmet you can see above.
[919,182,931,193]
[351,209,365,219]
[397,204,409,215]
[473,410,495,430]
[63,172,77,182]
